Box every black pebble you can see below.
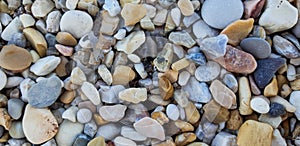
[269,102,286,117]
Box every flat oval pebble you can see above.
[0,69,7,91]
[210,80,236,109]
[118,88,147,104]
[7,98,24,120]
[114,136,137,146]
[121,126,147,141]
[77,108,92,124]
[56,32,77,46]
[55,120,83,146]
[60,10,93,38]
[23,28,47,57]
[178,0,194,16]
[133,117,165,141]
[250,96,270,114]
[195,61,220,82]
[240,37,271,59]
[201,0,244,29]
[99,104,127,122]
[166,104,179,121]
[0,45,32,71]
[30,56,61,76]
[81,82,101,105]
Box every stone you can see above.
[289,91,300,120]
[0,108,12,130]
[0,70,6,91]
[23,105,58,144]
[187,142,209,146]
[5,77,23,88]
[9,121,25,139]
[70,67,86,85]
[100,11,120,35]
[46,11,61,33]
[220,18,254,46]
[173,89,189,108]
[238,77,253,115]
[19,14,35,28]
[81,82,101,105]
[203,100,230,124]
[0,13,12,26]
[291,79,300,90]
[23,28,48,57]
[121,3,146,26]
[100,85,125,103]
[201,0,243,29]
[258,114,282,128]
[166,104,179,121]
[175,133,197,146]
[211,132,237,146]
[7,32,27,48]
[73,134,90,146]
[96,123,121,140]
[0,45,32,71]
[55,120,83,146]
[272,129,287,146]
[55,44,73,56]
[186,52,206,65]
[119,88,147,104]
[259,0,298,34]
[114,136,137,146]
[178,0,194,16]
[7,98,24,120]
[27,76,62,108]
[121,126,147,141]
[62,106,78,122]
[171,7,181,26]
[169,31,196,48]
[140,16,155,31]
[268,102,286,117]
[287,64,296,81]
[153,8,168,26]
[171,58,190,71]
[240,37,271,59]
[35,19,47,34]
[250,96,270,114]
[133,117,165,141]
[1,17,22,41]
[223,73,238,93]
[30,56,61,76]
[153,43,174,72]
[66,0,78,9]
[200,34,228,59]
[115,31,145,54]
[97,65,112,85]
[182,77,212,103]
[273,35,300,59]
[56,32,77,46]
[254,58,286,88]
[178,71,191,86]
[183,13,201,28]
[270,96,296,113]
[112,65,136,85]
[87,136,106,146]
[31,0,54,17]
[77,108,92,124]
[264,76,278,97]
[185,102,200,124]
[159,76,174,100]
[60,10,93,38]
[103,0,121,17]
[193,20,218,39]
[214,45,257,74]
[99,104,127,122]
[175,120,194,132]
[195,120,219,143]
[244,0,266,19]
[210,80,236,109]
[195,61,220,82]
[237,120,273,146]
[226,110,243,130]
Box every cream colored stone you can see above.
[171,58,190,71]
[81,82,101,105]
[112,65,136,85]
[23,28,47,57]
[115,31,145,54]
[118,88,147,104]
[250,96,270,114]
[238,77,253,115]
[270,96,296,113]
[178,0,194,16]
[121,3,146,26]
[70,67,86,85]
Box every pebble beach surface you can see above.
[0,0,300,145]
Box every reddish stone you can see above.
[244,0,266,19]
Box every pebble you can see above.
[7,98,24,120]
[159,76,174,100]
[203,100,230,124]
[195,120,218,143]
[250,96,270,114]
[19,14,35,28]
[121,126,147,141]
[60,10,93,38]
[66,0,78,10]
[244,0,265,19]
[23,105,58,144]
[185,102,200,124]
[103,0,121,17]
[272,129,287,146]
[200,34,227,59]
[269,102,286,117]
[237,120,273,146]
[240,37,272,59]
[153,8,168,26]
[0,70,6,91]
[186,52,206,65]
[226,110,243,130]
[0,108,11,130]
[70,67,86,85]
[273,35,300,58]
[182,77,212,103]
[35,19,47,34]
[153,43,174,72]
[7,32,27,48]
[238,77,253,115]
[97,65,112,85]
[254,58,286,88]
[1,17,22,41]
[173,89,189,108]
[56,32,77,46]
[0,13,12,26]
[291,79,300,90]
[178,71,191,86]
[99,104,127,122]
[290,91,300,120]
[23,28,48,57]
[166,104,179,121]
[55,120,83,146]
[73,134,90,146]
[9,121,25,139]
[171,58,190,71]
[0,45,32,71]
[100,11,120,35]
[99,85,125,103]
[133,117,165,141]
[263,76,278,97]
[210,80,236,109]
[171,7,181,27]
[31,0,54,17]
[201,0,243,29]
[114,29,126,40]
[118,88,147,104]
[132,63,147,79]
[140,16,155,31]
[81,82,101,105]
[259,0,298,34]
[193,20,218,39]
[178,0,194,16]
[62,106,78,122]
[258,114,282,128]
[223,73,238,93]
[270,96,296,113]
[87,136,106,146]
[287,64,296,81]
[77,108,92,124]
[4,76,23,88]
[115,31,145,54]
[220,18,254,46]
[211,132,237,146]
[215,45,257,74]
[114,136,137,146]
[169,31,196,48]
[112,65,136,85]
[175,132,196,146]
[121,3,146,26]
[195,61,220,82]
[55,44,73,56]
[183,13,201,28]
[96,123,121,140]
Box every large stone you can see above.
[209,80,236,109]
[30,56,61,76]
[273,35,300,59]
[23,105,58,144]
[118,88,147,104]
[133,117,165,141]
[115,31,145,54]
[121,3,146,26]
[240,37,271,59]
[1,17,22,41]
[23,28,47,57]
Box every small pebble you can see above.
[178,0,194,16]
[133,117,165,141]
[240,37,271,59]
[114,136,137,146]
[30,56,61,76]
[81,82,101,105]
[185,52,207,65]
[166,104,179,121]
[0,69,7,91]
[118,88,147,104]
[195,61,220,82]
[250,96,270,114]
[200,34,227,60]
[99,104,127,122]
[210,80,236,109]
[7,98,24,120]
[55,120,83,146]
[182,77,212,103]
[121,3,146,26]
[9,121,25,139]
[269,102,286,117]
[31,0,54,17]
[77,108,92,124]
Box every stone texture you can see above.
[46,11,61,33]
[133,117,165,141]
[210,80,236,109]
[182,77,212,103]
[119,88,147,104]
[244,0,266,19]
[195,61,220,82]
[121,3,146,26]
[238,77,253,115]
[185,102,200,124]
[30,56,61,76]
[100,11,120,35]
[31,0,54,17]
[290,91,300,120]
[186,52,207,65]
[115,31,145,54]
[240,37,271,59]
[169,31,196,48]
[114,136,137,146]
[268,102,286,117]
[159,76,174,100]
[99,104,127,122]
[103,0,121,17]
[0,108,12,130]
[7,98,24,120]
[23,28,47,57]
[55,44,73,56]
[250,96,270,114]
[203,100,230,124]
[175,132,197,146]
[153,43,173,72]
[223,73,238,93]
[77,108,92,124]
[166,104,180,121]
[226,110,243,130]
[87,136,106,146]
[121,126,147,141]
[270,96,296,113]
[273,35,300,59]
[264,76,278,97]
[70,67,86,85]
[81,82,101,105]
[0,70,6,91]
[19,14,35,28]
[211,132,237,146]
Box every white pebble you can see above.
[250,96,270,114]
[166,104,179,121]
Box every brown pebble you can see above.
[56,32,77,46]
[159,76,174,100]
[163,70,179,83]
[175,132,196,146]
[55,56,69,77]
[290,79,300,90]
[0,108,11,130]
[277,75,288,90]
[249,75,261,95]
[23,28,47,57]
[184,102,200,125]
[203,100,230,124]
[263,76,278,97]
[59,90,76,104]
[226,110,243,130]
[175,120,194,132]
[93,114,108,125]
[151,111,169,125]
[121,3,146,26]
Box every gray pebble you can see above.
[96,123,121,140]
[292,19,300,38]
[45,33,57,47]
[73,134,91,146]
[46,10,61,33]
[8,98,24,120]
[273,35,300,59]
[222,74,238,93]
[9,121,25,139]
[240,37,271,59]
[52,108,65,124]
[77,108,92,124]
[7,32,27,48]
[84,121,97,138]
[7,139,26,146]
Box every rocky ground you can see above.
[0,0,300,145]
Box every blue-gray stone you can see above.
[27,76,62,108]
[240,37,271,59]
[186,52,207,65]
[182,77,212,103]
[254,58,286,89]
[73,134,91,146]
[200,34,228,59]
[8,98,24,120]
[273,35,300,59]
[8,33,26,48]
[45,33,57,47]
[269,102,286,117]
[84,121,97,138]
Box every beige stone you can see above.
[175,120,194,132]
[97,64,113,85]
[119,88,147,104]
[0,108,11,130]
[159,76,174,100]
[112,65,136,85]
[226,110,243,130]
[100,11,119,35]
[184,102,200,124]
[115,31,146,54]
[121,3,146,26]
[281,84,292,98]
[171,58,190,71]
[264,76,278,97]
[290,78,300,90]
[87,136,106,146]
[60,90,76,104]
[70,67,86,85]
[163,70,178,83]
[55,44,73,56]
[178,0,194,16]
[209,80,236,109]
[175,132,196,146]
[151,111,169,125]
[56,32,77,46]
[203,100,230,124]
[140,16,155,31]
[238,77,253,115]
[23,28,47,57]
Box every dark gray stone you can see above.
[8,98,24,120]
[45,33,57,47]
[269,102,286,117]
[240,37,271,59]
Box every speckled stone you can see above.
[240,37,271,59]
[268,102,286,117]
[195,61,220,82]
[273,35,300,59]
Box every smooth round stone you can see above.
[121,126,147,141]
[60,10,93,38]
[201,0,244,29]
[133,117,165,141]
[99,104,127,122]
[96,123,121,140]
[9,121,25,139]
[0,69,7,91]
[223,74,238,93]
[31,0,54,18]
[166,104,179,121]
[240,37,271,59]
[250,96,270,114]
[55,120,84,146]
[30,56,61,76]
[195,61,220,82]
[77,108,92,124]
[0,45,32,71]
[8,98,24,120]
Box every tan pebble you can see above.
[118,88,147,104]
[0,94,7,108]
[159,76,174,100]
[184,102,200,124]
[0,45,32,71]
[29,50,40,63]
[93,114,109,125]
[175,120,194,132]
[55,56,69,77]
[120,0,140,7]
[178,0,194,16]
[163,70,178,83]
[153,8,168,26]
[203,100,230,124]
[148,95,171,106]
[55,44,73,56]
[226,110,243,130]
[121,3,146,26]
[70,67,86,85]
[238,77,253,115]
[281,84,292,98]
[175,132,196,146]
[264,76,278,97]
[23,28,47,57]
[60,90,76,104]
[164,12,176,33]
[278,63,288,74]
[290,78,300,90]
[151,111,169,125]
[155,138,176,146]
[100,11,120,35]
[277,75,288,90]
[56,32,77,46]
[210,80,236,109]
[87,136,106,146]
[237,120,273,146]
[0,133,9,143]
[140,15,155,31]
[171,58,190,71]
[112,65,136,85]
[0,108,11,130]
[221,18,254,46]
